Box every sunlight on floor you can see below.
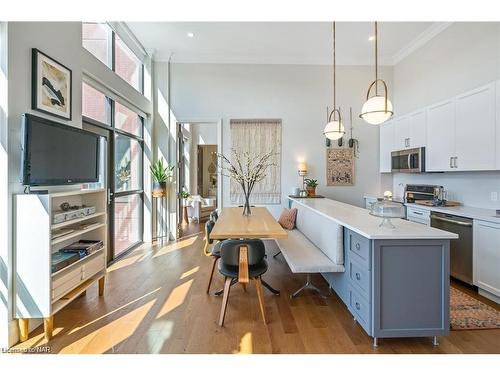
[61,298,157,353]
[234,332,253,354]
[68,287,161,335]
[156,279,194,318]
[152,236,199,259]
[181,266,200,279]
[146,320,174,353]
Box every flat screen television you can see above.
[21,114,100,186]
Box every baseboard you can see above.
[478,288,500,304]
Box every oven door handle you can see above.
[431,215,472,227]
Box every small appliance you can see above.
[404,184,443,203]
[391,147,425,173]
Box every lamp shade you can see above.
[298,162,307,175]
[323,120,345,140]
[360,95,393,125]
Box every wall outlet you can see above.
[491,192,498,202]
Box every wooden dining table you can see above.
[209,207,288,240]
[209,206,287,295]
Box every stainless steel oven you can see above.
[391,147,425,173]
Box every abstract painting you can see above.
[32,49,72,120]
[326,148,354,186]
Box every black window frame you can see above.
[82,85,145,263]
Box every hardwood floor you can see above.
[13,231,500,354]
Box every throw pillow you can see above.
[278,208,297,230]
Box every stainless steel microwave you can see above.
[391,147,425,173]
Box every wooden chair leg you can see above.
[255,277,267,324]
[206,257,218,294]
[219,277,233,326]
[18,319,29,342]
[44,316,53,341]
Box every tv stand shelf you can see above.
[15,189,107,343]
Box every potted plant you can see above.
[304,178,319,197]
[150,159,174,198]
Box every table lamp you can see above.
[298,162,307,192]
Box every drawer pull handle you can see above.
[355,243,361,251]
[355,273,361,280]
[355,302,360,310]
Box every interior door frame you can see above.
[175,119,222,238]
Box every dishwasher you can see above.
[430,212,473,285]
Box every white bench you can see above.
[274,200,345,297]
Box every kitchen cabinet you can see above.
[408,110,427,148]
[473,219,500,302]
[379,120,394,173]
[455,83,496,171]
[393,111,426,151]
[394,116,410,150]
[426,99,455,171]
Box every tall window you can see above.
[82,22,111,66]
[82,22,144,94]
[82,84,145,260]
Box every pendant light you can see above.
[360,22,393,125]
[323,21,345,141]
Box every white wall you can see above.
[391,22,500,209]
[168,62,393,216]
[4,22,153,347]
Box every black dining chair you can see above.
[203,220,222,295]
[218,239,268,326]
[209,210,218,222]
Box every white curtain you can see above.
[230,119,282,205]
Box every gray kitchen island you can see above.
[289,197,458,346]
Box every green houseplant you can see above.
[150,159,174,198]
[304,178,319,197]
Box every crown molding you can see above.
[392,22,453,65]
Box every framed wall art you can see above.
[32,48,72,120]
[326,147,354,186]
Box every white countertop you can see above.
[290,197,458,240]
[405,203,500,224]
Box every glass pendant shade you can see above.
[360,95,393,125]
[323,120,345,140]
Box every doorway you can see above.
[176,121,222,238]
[83,118,144,263]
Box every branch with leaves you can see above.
[218,149,277,213]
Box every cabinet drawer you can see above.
[349,287,371,332]
[347,230,371,269]
[52,273,82,301]
[349,260,370,297]
[52,265,82,289]
[82,253,105,280]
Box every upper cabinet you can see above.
[394,116,410,150]
[380,80,499,173]
[455,83,496,171]
[408,110,427,148]
[379,120,394,173]
[393,111,426,150]
[426,99,456,172]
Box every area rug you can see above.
[450,286,500,330]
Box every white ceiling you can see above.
[127,22,450,66]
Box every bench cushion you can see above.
[292,200,344,265]
[276,230,345,273]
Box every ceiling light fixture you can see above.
[323,21,345,141]
[187,32,194,38]
[368,35,375,41]
[360,22,394,125]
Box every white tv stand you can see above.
[15,189,107,342]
